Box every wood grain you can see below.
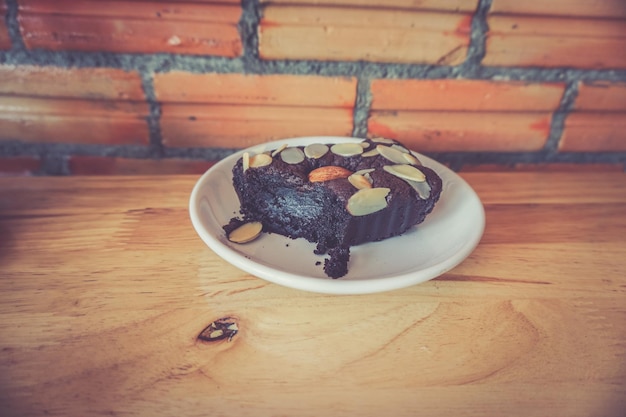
[0,173,625,416]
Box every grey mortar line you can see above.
[39,155,68,175]
[0,142,166,158]
[3,46,626,82]
[543,81,579,155]
[162,146,238,161]
[4,0,25,51]
[352,75,371,138]
[434,149,626,172]
[139,71,165,158]
[456,0,492,78]
[239,0,261,73]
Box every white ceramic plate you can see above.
[189,136,485,295]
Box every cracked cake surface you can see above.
[224,138,443,278]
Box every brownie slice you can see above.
[226,139,443,278]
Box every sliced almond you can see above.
[370,137,396,144]
[354,168,375,175]
[348,173,372,189]
[403,152,422,165]
[281,147,305,164]
[383,164,426,182]
[309,166,352,182]
[228,221,263,244]
[391,144,409,154]
[249,153,272,168]
[242,152,250,173]
[359,141,370,148]
[377,144,409,164]
[271,143,288,157]
[361,148,380,157]
[304,143,329,159]
[407,179,432,199]
[347,188,390,216]
[331,143,364,157]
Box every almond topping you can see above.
[370,137,396,144]
[242,152,250,173]
[348,173,373,189]
[281,147,305,164]
[383,164,426,182]
[330,143,364,157]
[362,148,380,157]
[347,188,390,216]
[271,143,288,157]
[377,145,409,164]
[228,221,263,244]
[391,144,409,154]
[407,179,432,199]
[304,143,329,159]
[249,153,272,168]
[403,153,422,165]
[308,166,353,183]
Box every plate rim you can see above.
[189,136,485,295]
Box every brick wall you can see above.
[0,0,625,176]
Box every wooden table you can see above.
[1,173,625,417]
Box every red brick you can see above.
[68,156,216,175]
[0,65,145,100]
[155,72,357,148]
[259,5,472,64]
[574,82,626,111]
[0,65,149,145]
[560,114,626,152]
[490,0,626,19]
[161,104,354,148]
[485,15,626,69]
[368,111,551,152]
[18,0,242,56]
[368,79,561,152]
[0,2,9,50]
[560,82,626,152]
[260,0,476,12]
[0,96,149,145]
[460,163,624,172]
[0,157,41,176]
[370,79,564,111]
[154,72,357,108]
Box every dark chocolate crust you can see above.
[228,138,443,278]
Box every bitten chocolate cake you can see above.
[223,138,443,278]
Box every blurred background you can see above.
[0,0,625,176]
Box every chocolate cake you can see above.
[224,138,443,278]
